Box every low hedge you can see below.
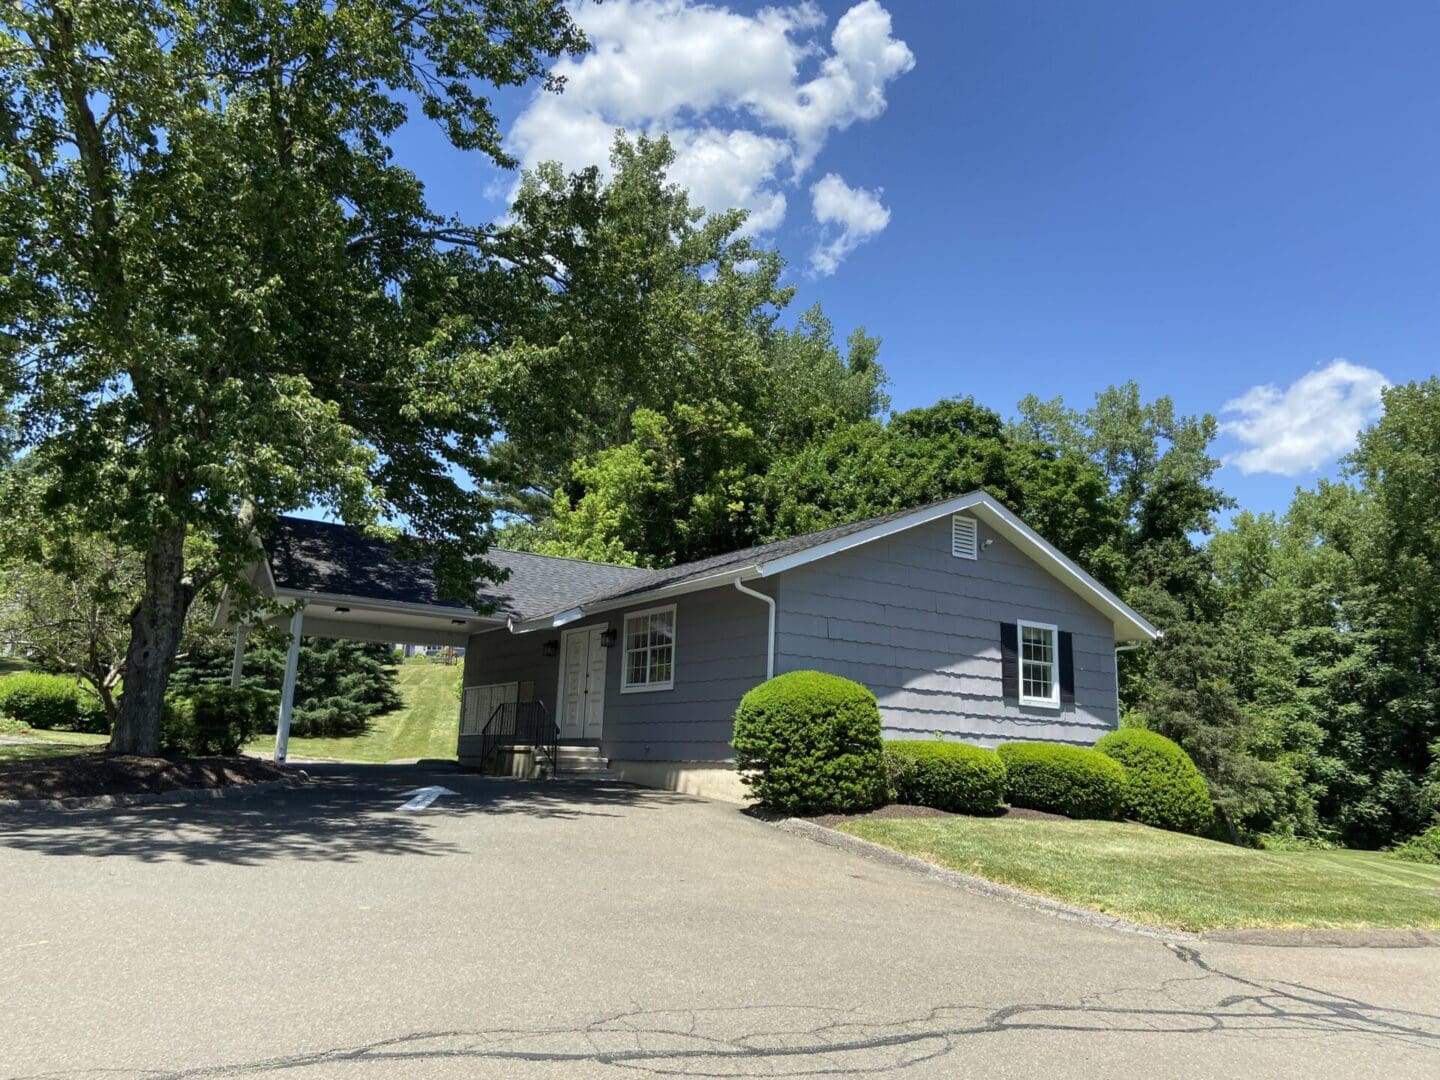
[0,672,108,733]
[1392,822,1440,865]
[1095,728,1214,834]
[732,670,887,815]
[884,740,1007,815]
[996,741,1126,820]
[162,685,277,757]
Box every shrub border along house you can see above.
[996,740,1126,820]
[884,740,1007,815]
[732,670,887,815]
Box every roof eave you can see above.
[507,565,764,633]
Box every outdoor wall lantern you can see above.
[599,628,618,648]
[541,639,560,657]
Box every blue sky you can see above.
[395,1,1439,517]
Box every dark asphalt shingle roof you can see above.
[266,498,962,623]
[550,498,960,615]
[265,517,652,620]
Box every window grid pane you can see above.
[1020,625,1056,701]
[624,611,675,688]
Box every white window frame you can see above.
[1016,619,1060,709]
[620,603,677,694]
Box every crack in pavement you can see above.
[13,944,1440,1079]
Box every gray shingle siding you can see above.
[461,582,771,762]
[460,515,1122,764]
[773,515,1118,746]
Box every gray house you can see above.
[253,491,1157,800]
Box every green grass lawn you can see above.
[840,815,1440,932]
[0,739,106,764]
[0,655,33,676]
[245,660,460,763]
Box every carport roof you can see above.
[265,517,651,621]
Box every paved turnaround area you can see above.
[2,763,1438,1079]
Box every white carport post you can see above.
[274,606,304,765]
[230,626,247,688]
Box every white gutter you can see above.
[508,565,765,633]
[733,578,776,681]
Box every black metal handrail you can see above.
[477,700,559,777]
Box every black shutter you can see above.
[1058,631,1075,705]
[1000,622,1019,701]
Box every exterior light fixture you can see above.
[599,628,618,648]
[541,639,560,657]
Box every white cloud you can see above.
[506,1,913,250]
[1220,359,1389,475]
[808,173,890,275]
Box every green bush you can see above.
[732,670,887,815]
[162,686,277,756]
[1391,822,1440,865]
[996,741,1126,820]
[0,673,107,733]
[884,740,1007,815]
[1095,728,1215,835]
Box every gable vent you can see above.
[951,514,978,560]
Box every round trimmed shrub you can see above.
[995,741,1126,820]
[1095,728,1214,834]
[884,740,1007,815]
[731,671,887,814]
[0,673,107,733]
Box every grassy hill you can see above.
[841,815,1440,931]
[245,659,461,764]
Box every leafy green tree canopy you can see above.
[1,0,585,752]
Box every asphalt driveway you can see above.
[1,762,1437,1079]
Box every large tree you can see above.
[483,135,805,525]
[0,1,585,752]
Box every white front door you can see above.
[557,627,607,741]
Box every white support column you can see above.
[274,607,304,765]
[230,626,247,688]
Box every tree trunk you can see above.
[109,525,191,755]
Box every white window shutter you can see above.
[951,514,978,559]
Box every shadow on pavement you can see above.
[0,763,694,867]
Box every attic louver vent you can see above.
[951,514,978,560]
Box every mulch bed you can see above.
[805,804,1073,828]
[0,750,288,802]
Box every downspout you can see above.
[733,578,775,681]
[1113,640,1147,722]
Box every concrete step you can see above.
[551,747,620,779]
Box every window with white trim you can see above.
[622,605,676,692]
[1018,620,1059,707]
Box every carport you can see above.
[219,518,503,763]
